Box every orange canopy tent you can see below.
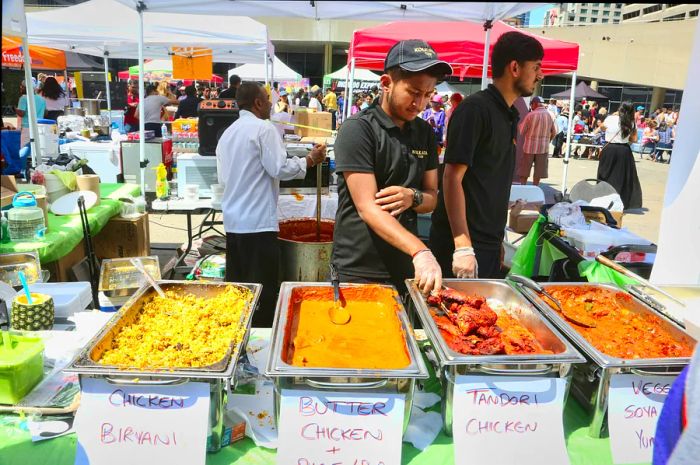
[2,35,66,70]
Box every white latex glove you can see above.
[413,250,442,294]
[452,251,478,279]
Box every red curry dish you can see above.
[544,287,693,359]
[427,289,550,356]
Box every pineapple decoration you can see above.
[11,293,54,330]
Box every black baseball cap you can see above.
[384,39,453,76]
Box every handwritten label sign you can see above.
[74,378,210,465]
[452,375,569,465]
[276,389,405,465]
[608,374,674,464]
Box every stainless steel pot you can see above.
[517,282,696,438]
[266,282,429,433]
[63,107,85,116]
[64,280,261,451]
[79,99,103,116]
[406,279,585,436]
[278,218,334,282]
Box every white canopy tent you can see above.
[25,0,274,193]
[324,64,379,91]
[228,56,300,82]
[2,0,41,167]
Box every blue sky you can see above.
[528,4,555,26]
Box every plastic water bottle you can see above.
[161,123,169,139]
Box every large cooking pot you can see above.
[79,99,103,116]
[278,218,334,281]
[63,107,85,116]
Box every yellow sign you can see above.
[171,47,213,80]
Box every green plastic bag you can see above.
[509,215,566,278]
[578,260,639,288]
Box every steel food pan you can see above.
[98,256,161,297]
[266,282,429,433]
[406,279,585,435]
[517,282,696,437]
[627,284,700,328]
[0,251,42,287]
[66,280,261,380]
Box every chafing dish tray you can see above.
[98,256,161,297]
[517,282,696,437]
[406,279,585,435]
[64,281,260,452]
[627,283,700,328]
[0,251,42,287]
[266,282,429,433]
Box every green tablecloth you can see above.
[0,343,649,465]
[0,184,140,264]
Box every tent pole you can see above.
[21,35,41,168]
[480,20,493,91]
[104,51,112,130]
[342,64,350,122]
[264,50,269,85]
[561,72,577,195]
[137,6,146,196]
[346,58,356,120]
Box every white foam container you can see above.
[21,282,92,318]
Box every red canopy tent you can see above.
[348,20,579,80]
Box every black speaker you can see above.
[198,99,239,156]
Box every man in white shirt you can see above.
[141,84,178,137]
[216,82,326,326]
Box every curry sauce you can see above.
[284,286,411,369]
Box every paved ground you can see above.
[147,152,670,275]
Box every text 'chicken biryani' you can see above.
[97,285,253,369]
[543,287,693,359]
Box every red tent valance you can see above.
[349,21,579,79]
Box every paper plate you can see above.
[50,190,98,215]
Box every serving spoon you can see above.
[328,264,350,325]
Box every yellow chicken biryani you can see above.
[97,285,252,369]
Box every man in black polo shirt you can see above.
[430,31,544,279]
[332,40,452,294]
[219,74,241,99]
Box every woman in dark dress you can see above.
[597,101,643,210]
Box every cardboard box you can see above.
[508,200,542,234]
[45,239,88,282]
[583,210,624,228]
[293,111,332,138]
[1,175,18,208]
[93,213,150,260]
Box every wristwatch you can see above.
[411,188,424,208]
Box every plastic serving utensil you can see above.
[328,264,350,325]
[508,274,597,328]
[18,271,33,305]
[1,331,11,353]
[130,258,167,298]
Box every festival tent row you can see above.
[323,64,380,91]
[228,56,301,83]
[117,59,224,83]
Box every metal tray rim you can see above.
[519,282,696,369]
[265,282,429,379]
[97,256,161,296]
[406,278,586,367]
[65,280,261,379]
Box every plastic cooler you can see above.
[24,282,92,318]
[37,119,59,161]
[0,333,45,405]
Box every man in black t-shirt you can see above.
[430,31,544,279]
[219,74,241,99]
[332,40,452,294]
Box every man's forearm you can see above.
[414,189,437,214]
[444,174,471,249]
[359,203,426,256]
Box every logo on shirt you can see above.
[411,149,429,158]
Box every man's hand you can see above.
[413,249,442,294]
[306,143,326,167]
[452,249,478,279]
[375,186,413,217]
